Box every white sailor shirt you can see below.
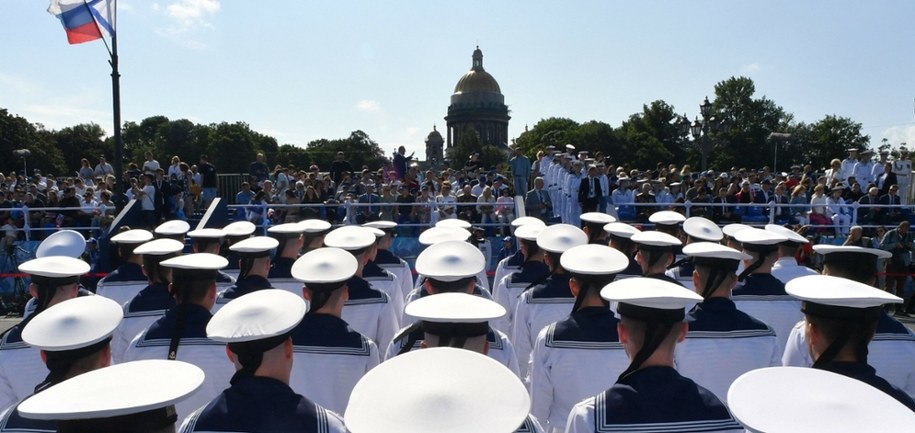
[341,276,400,350]
[373,249,414,302]
[361,262,405,328]
[493,261,550,335]
[385,324,521,377]
[493,250,525,297]
[111,282,176,363]
[770,257,818,284]
[511,274,575,380]
[731,273,802,359]
[0,324,42,411]
[95,262,149,306]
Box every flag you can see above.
[47,0,116,45]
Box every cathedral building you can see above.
[444,46,510,152]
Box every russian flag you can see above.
[48,0,116,45]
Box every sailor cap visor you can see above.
[511,216,546,228]
[344,347,530,433]
[683,242,750,262]
[415,241,485,282]
[154,220,190,236]
[417,226,471,246]
[812,244,892,260]
[603,222,640,239]
[580,212,616,225]
[514,224,544,241]
[222,221,256,237]
[110,229,153,244]
[600,278,703,311]
[35,230,86,258]
[133,239,185,256]
[291,247,358,284]
[186,228,225,239]
[561,244,629,276]
[364,227,386,238]
[764,224,809,244]
[22,296,123,351]
[786,275,901,308]
[17,360,204,421]
[649,210,686,226]
[207,289,308,343]
[631,231,682,248]
[536,224,588,253]
[683,217,723,242]
[435,218,472,230]
[228,236,279,254]
[160,253,228,271]
[19,256,90,278]
[324,226,376,251]
[727,367,915,433]
[404,292,506,323]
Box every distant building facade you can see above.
[444,47,510,151]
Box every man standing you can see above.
[329,151,353,186]
[94,155,114,178]
[840,148,858,187]
[509,147,531,195]
[854,150,875,187]
[578,165,601,214]
[525,177,552,222]
[248,152,269,188]
[198,154,218,208]
[879,220,915,315]
[393,146,413,181]
[142,151,160,176]
[893,149,912,204]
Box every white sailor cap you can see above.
[19,256,90,279]
[17,360,204,431]
[133,239,185,256]
[207,289,307,343]
[631,231,682,248]
[418,226,471,246]
[415,240,485,282]
[765,224,809,244]
[600,277,703,314]
[561,244,629,275]
[787,275,901,312]
[110,229,153,244]
[536,224,588,253]
[160,253,227,281]
[22,296,123,351]
[565,144,576,150]
[721,223,751,239]
[683,242,750,262]
[297,219,332,234]
[435,218,472,230]
[733,227,787,248]
[510,216,546,228]
[580,212,617,225]
[514,224,544,241]
[186,228,225,239]
[727,367,915,433]
[35,230,86,258]
[404,292,506,324]
[153,220,190,237]
[324,226,376,251]
[228,236,278,257]
[683,217,723,242]
[603,222,641,239]
[344,347,530,433]
[292,247,358,284]
[364,226,386,238]
[222,221,256,237]
[649,210,686,226]
[812,244,892,260]
[363,220,397,230]
[266,223,305,237]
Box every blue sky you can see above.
[3,1,915,161]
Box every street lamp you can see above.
[679,96,731,171]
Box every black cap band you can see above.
[227,333,291,385]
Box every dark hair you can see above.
[427,276,475,293]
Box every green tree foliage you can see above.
[515,117,580,156]
[0,109,67,175]
[709,77,789,169]
[617,100,685,168]
[790,115,870,170]
[301,130,388,172]
[54,123,111,172]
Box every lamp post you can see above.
[677,96,731,171]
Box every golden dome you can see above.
[453,46,502,94]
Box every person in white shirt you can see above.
[766,224,818,284]
[853,150,875,186]
[141,151,160,176]
[840,148,859,187]
[825,186,851,236]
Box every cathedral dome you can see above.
[453,46,502,94]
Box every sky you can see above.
[3,0,915,162]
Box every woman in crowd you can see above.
[788,184,809,225]
[808,184,831,229]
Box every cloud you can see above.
[740,63,761,74]
[405,127,420,137]
[154,0,220,48]
[356,99,381,113]
[882,125,915,146]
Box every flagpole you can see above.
[110,29,124,207]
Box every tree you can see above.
[302,130,387,172]
[616,100,685,169]
[514,117,580,156]
[792,115,870,170]
[567,120,621,159]
[0,109,66,175]
[709,77,790,170]
[54,123,111,173]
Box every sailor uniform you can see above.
[288,313,379,415]
[0,403,56,432]
[385,325,520,376]
[674,298,780,402]
[111,282,176,363]
[565,366,742,433]
[493,250,525,296]
[782,311,915,398]
[95,262,148,306]
[179,376,347,433]
[362,262,405,328]
[373,248,414,302]
[731,273,801,359]
[124,304,234,422]
[405,283,493,305]
[663,260,695,290]
[493,261,550,335]
[529,307,628,432]
[341,276,400,350]
[770,256,818,284]
[818,362,915,411]
[212,275,272,313]
[0,325,43,411]
[269,256,295,279]
[511,274,574,379]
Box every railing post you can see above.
[22,205,30,242]
[768,201,775,224]
[850,202,858,226]
[683,201,691,218]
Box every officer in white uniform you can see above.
[674,242,780,402]
[361,226,405,327]
[181,289,348,432]
[492,224,548,335]
[346,347,540,433]
[123,253,235,422]
[153,219,191,241]
[17,359,204,433]
[364,220,414,302]
[112,238,184,362]
[727,367,915,432]
[212,236,278,312]
[512,224,588,380]
[529,244,630,433]
[492,216,546,289]
[389,242,520,375]
[603,222,642,278]
[96,229,153,306]
[0,256,86,409]
[631,231,682,284]
[610,176,634,220]
[285,247,380,414]
[0,296,122,433]
[893,150,912,204]
[665,216,723,289]
[730,228,800,359]
[579,212,615,244]
[782,245,915,398]
[324,226,400,350]
[221,220,257,278]
[766,224,818,284]
[840,148,859,186]
[187,228,236,289]
[785,275,915,409]
[853,149,876,187]
[565,278,742,433]
[565,161,584,226]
